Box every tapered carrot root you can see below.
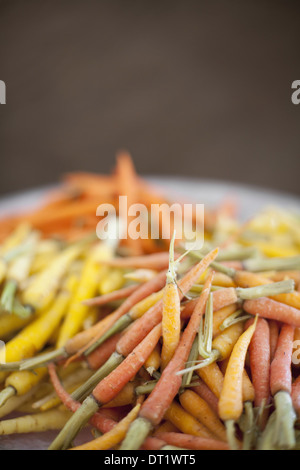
[247,317,271,429]
[261,324,296,450]
[117,249,219,357]
[82,284,139,307]
[218,318,257,449]
[243,297,300,327]
[179,389,227,441]
[156,432,230,450]
[48,323,162,450]
[192,380,219,415]
[119,272,216,450]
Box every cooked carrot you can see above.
[179,389,227,441]
[48,323,162,450]
[218,317,257,449]
[156,432,230,450]
[119,272,215,450]
[243,297,300,327]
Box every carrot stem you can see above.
[120,417,153,450]
[225,419,239,450]
[83,315,132,357]
[48,395,99,450]
[71,352,123,402]
[0,280,18,314]
[244,255,300,272]
[19,348,67,371]
[273,390,296,449]
[236,279,294,300]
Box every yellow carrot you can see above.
[0,273,79,382]
[218,317,257,449]
[179,389,227,441]
[99,268,125,295]
[71,404,141,450]
[161,233,181,369]
[56,243,114,347]
[0,409,72,434]
[164,401,214,439]
[0,365,48,407]
[22,242,84,311]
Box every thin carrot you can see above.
[218,317,257,449]
[260,324,296,449]
[116,249,219,358]
[246,317,271,428]
[161,233,181,369]
[191,380,219,415]
[291,375,300,418]
[119,271,215,450]
[163,401,214,439]
[179,389,227,441]
[70,404,141,450]
[82,284,139,307]
[156,432,230,450]
[48,323,162,450]
[269,320,279,362]
[243,297,300,327]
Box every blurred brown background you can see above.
[0,0,299,197]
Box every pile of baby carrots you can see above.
[0,152,300,450]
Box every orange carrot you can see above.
[270,324,295,396]
[181,288,238,321]
[82,284,139,307]
[48,323,162,450]
[117,249,219,357]
[247,317,271,420]
[266,324,296,449]
[192,380,219,415]
[243,297,300,327]
[119,273,215,450]
[291,375,300,417]
[156,432,230,450]
[269,320,279,362]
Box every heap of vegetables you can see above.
[0,153,300,450]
